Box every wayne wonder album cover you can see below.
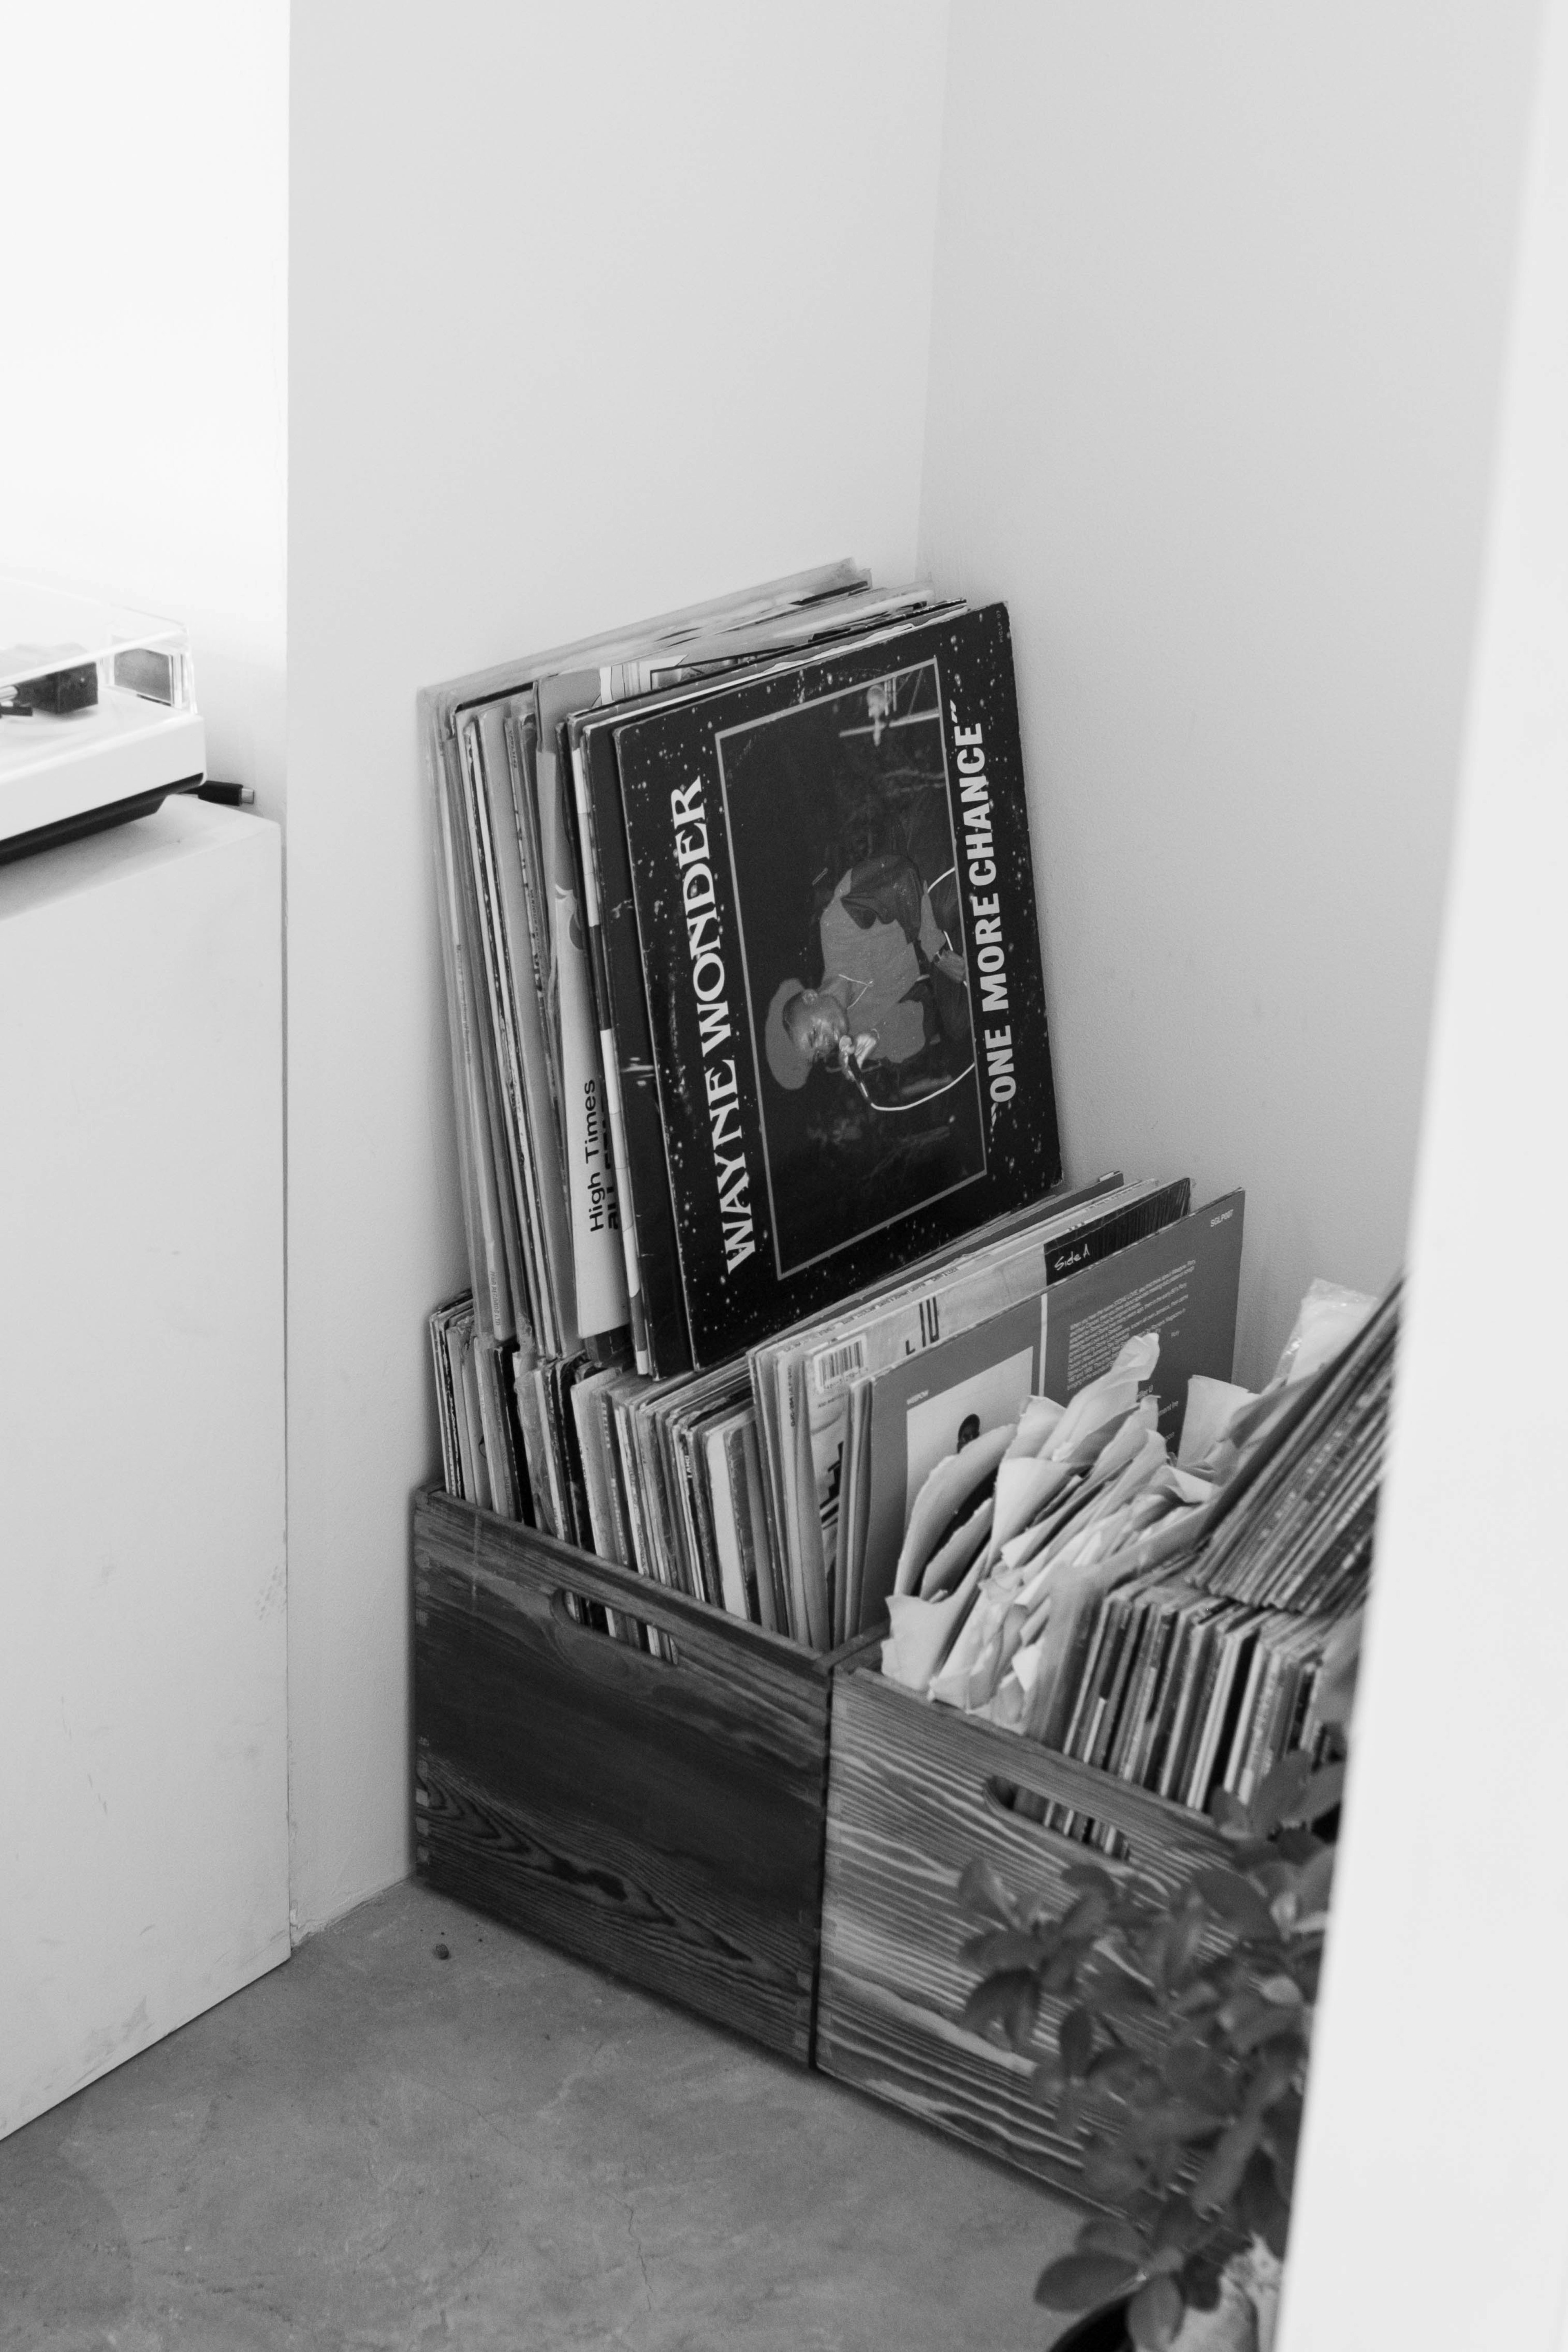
[613,604,1062,1366]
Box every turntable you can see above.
[1,581,205,862]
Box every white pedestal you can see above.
[0,798,289,2139]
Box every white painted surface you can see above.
[0,0,289,823]
[1280,2,1568,2341]
[920,1,1541,1384]
[285,0,951,1930]
[0,801,289,2140]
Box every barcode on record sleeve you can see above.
[811,1336,867,1397]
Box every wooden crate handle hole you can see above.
[982,1774,1132,1868]
[548,1585,678,1663]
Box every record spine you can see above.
[461,718,559,1356]
[432,734,517,1344]
[568,728,650,1373]
[579,717,694,1379]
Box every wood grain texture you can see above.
[412,1487,866,2064]
[816,1669,1227,2195]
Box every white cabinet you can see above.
[0,798,289,2138]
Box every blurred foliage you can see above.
[959,1632,1356,2352]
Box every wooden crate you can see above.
[412,1485,867,2065]
[816,1667,1227,2193]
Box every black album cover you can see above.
[612,604,1061,1367]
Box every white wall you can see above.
[1281,2,1568,2340]
[0,0,289,820]
[920,0,1541,1385]
[285,0,951,1931]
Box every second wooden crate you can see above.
[815,1667,1227,2194]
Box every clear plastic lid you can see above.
[1,580,188,673]
[0,580,198,796]
[0,580,195,712]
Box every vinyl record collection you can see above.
[882,1275,1392,1839]
[423,562,1395,1803]
[428,563,1073,1641]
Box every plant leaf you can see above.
[1128,2101,1225,2153]
[1261,2090,1304,2165]
[1192,2116,1263,2214]
[1128,2273,1185,2350]
[1218,1988,1264,2035]
[1080,2145,1147,2202]
[1152,2197,1208,2257]
[1290,1762,1346,1824]
[1163,2042,1234,2114]
[1228,2002,1306,2056]
[1034,2251,1140,2310]
[1062,1887,1114,1941]
[959,1926,1045,1975]
[1089,2047,1157,2099]
[1237,2147,1292,2259]
[1164,1905,1207,1989]
[1179,2251,1225,2312]
[1209,1787,1251,1838]
[960,1969,1038,2048]
[1224,1836,1286,1869]
[1191,1869,1279,1940]
[1292,1945,1324,2003]
[1249,1751,1314,1836]
[1079,2215,1147,2263]
[1060,2004,1098,2078]
[1094,1969,1159,2018]
[1062,1861,1122,1899]
[1134,1915,1169,1990]
[1042,1947,1083,1996]
[1293,1844,1336,1915]
[956,1857,1019,1926]
[1239,2051,1303,2126]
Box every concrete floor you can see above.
[0,1880,1083,2352]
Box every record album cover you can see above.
[612,604,1061,1366]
